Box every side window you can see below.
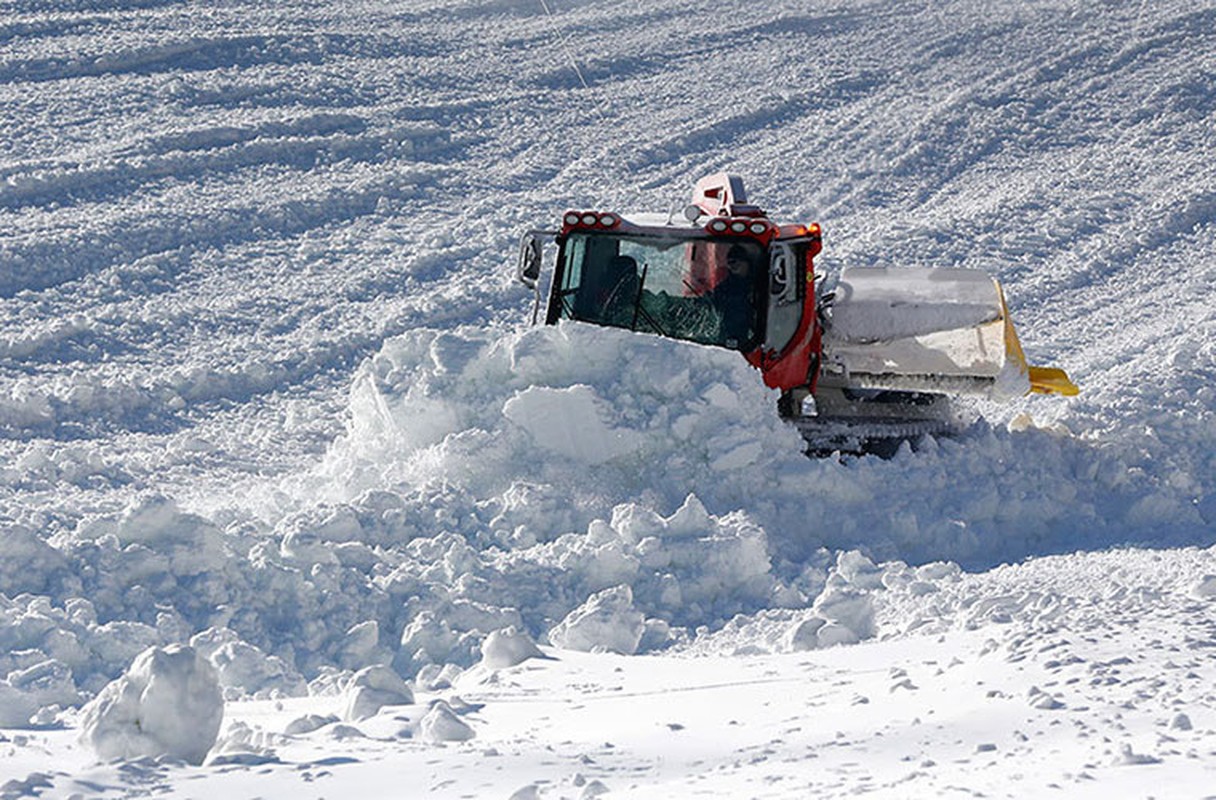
[765,243,804,353]
[551,236,587,321]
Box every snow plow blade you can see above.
[822,267,1076,399]
[1027,366,1079,396]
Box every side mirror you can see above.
[517,234,543,290]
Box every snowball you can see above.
[342,664,414,722]
[480,627,545,670]
[79,645,223,765]
[549,585,645,655]
[419,700,475,742]
[1170,712,1193,731]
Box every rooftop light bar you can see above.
[561,211,621,232]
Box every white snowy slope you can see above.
[1,0,1214,797]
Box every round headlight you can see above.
[750,222,767,234]
[598,213,617,227]
[564,212,581,226]
[581,213,598,226]
[709,219,728,232]
[729,221,747,233]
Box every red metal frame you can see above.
[748,227,823,392]
[555,201,825,395]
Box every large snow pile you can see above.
[78,644,222,765]
[293,322,1213,569]
[1,320,1212,726]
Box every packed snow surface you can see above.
[1,0,1214,796]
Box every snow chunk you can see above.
[549,585,645,655]
[1114,743,1161,765]
[189,628,306,699]
[396,609,496,677]
[342,664,414,722]
[419,700,475,743]
[504,385,643,465]
[284,713,338,736]
[417,663,464,691]
[1026,686,1065,710]
[787,617,827,652]
[481,627,545,670]
[77,494,226,576]
[338,620,393,670]
[0,525,72,597]
[79,645,223,765]
[0,660,81,728]
[815,620,863,648]
[1191,574,1216,598]
[1171,712,1193,731]
[813,586,875,642]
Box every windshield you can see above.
[551,232,766,351]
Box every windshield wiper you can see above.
[630,263,668,337]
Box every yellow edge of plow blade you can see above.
[999,283,1080,397]
[1027,366,1080,396]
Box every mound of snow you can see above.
[784,551,880,650]
[76,494,227,577]
[480,627,545,670]
[1191,575,1216,599]
[190,628,307,700]
[284,713,338,736]
[78,645,222,765]
[294,324,803,531]
[0,659,81,728]
[342,664,414,722]
[289,322,1212,581]
[549,585,645,655]
[504,385,644,465]
[419,700,475,743]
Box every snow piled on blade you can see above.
[828,267,1003,343]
